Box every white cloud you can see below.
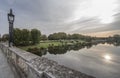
[0,0,120,36]
[71,0,118,24]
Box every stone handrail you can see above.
[0,43,95,78]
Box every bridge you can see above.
[0,43,95,78]
[0,49,15,78]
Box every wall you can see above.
[0,43,95,78]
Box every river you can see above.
[43,43,120,78]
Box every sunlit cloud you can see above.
[0,0,120,36]
[85,30,120,37]
[72,0,118,24]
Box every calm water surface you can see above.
[43,43,120,78]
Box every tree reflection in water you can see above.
[27,42,120,57]
[27,47,47,56]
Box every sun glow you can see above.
[73,0,118,24]
[103,54,112,61]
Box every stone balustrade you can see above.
[0,43,95,78]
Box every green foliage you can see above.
[13,28,41,46]
[27,47,47,56]
[13,28,93,46]
[19,41,64,50]
[0,34,1,42]
[2,34,9,42]
[21,29,30,45]
[71,34,82,39]
[31,29,41,44]
[13,28,22,46]
[113,34,120,43]
[57,32,67,39]
[48,32,92,42]
[14,28,30,46]
[48,32,67,40]
[41,35,48,40]
[0,38,1,42]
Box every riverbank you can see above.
[19,40,86,51]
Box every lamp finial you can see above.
[10,9,12,14]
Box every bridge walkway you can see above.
[0,49,15,78]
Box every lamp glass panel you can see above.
[9,16,14,21]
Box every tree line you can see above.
[0,28,120,46]
[0,28,41,46]
[0,28,93,44]
[48,32,93,42]
[107,34,120,43]
[13,28,41,46]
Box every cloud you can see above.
[0,0,120,36]
[85,30,120,37]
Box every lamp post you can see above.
[8,9,15,47]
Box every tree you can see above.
[13,28,22,46]
[0,34,2,42]
[31,29,41,44]
[48,34,54,40]
[21,29,30,45]
[57,32,67,40]
[113,34,120,43]
[2,34,9,42]
[67,34,72,40]
[41,35,48,40]
[71,34,81,39]
[48,32,67,40]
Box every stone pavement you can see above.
[0,49,15,78]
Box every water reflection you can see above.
[106,42,120,46]
[42,42,120,78]
[44,43,120,78]
[27,42,120,57]
[46,42,94,56]
[103,54,112,61]
[48,46,68,55]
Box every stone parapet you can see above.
[0,43,95,78]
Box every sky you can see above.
[0,0,120,37]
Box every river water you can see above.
[43,43,120,78]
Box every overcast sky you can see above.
[0,0,120,37]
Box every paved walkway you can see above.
[0,49,15,78]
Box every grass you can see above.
[19,41,62,50]
[19,40,85,51]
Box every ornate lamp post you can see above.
[8,9,15,47]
